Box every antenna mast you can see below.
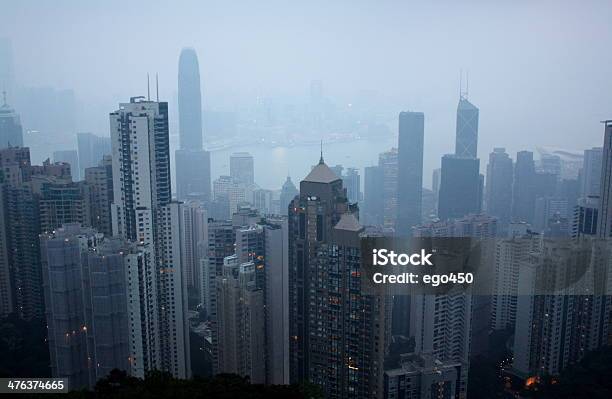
[156,73,159,102]
[147,73,150,101]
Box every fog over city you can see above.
[1,0,612,187]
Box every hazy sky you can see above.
[1,0,612,164]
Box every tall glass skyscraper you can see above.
[396,111,424,235]
[178,48,203,150]
[176,48,211,203]
[455,96,479,159]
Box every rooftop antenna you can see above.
[147,73,150,101]
[465,70,469,99]
[1,90,6,106]
[156,73,159,102]
[319,140,324,164]
[459,69,462,98]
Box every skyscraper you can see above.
[279,175,298,215]
[379,148,398,229]
[0,93,23,148]
[175,149,211,202]
[581,147,603,198]
[288,155,386,397]
[215,256,266,383]
[485,148,513,230]
[343,167,361,204]
[109,97,190,378]
[230,152,255,185]
[77,132,112,177]
[178,48,203,150]
[598,121,612,237]
[363,165,384,226]
[84,155,114,236]
[512,151,536,224]
[396,111,424,235]
[0,38,14,99]
[176,48,211,203]
[438,155,481,221]
[41,224,131,389]
[455,96,479,159]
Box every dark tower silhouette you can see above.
[396,111,424,235]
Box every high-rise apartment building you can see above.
[84,155,113,236]
[41,224,131,389]
[396,111,424,236]
[109,97,190,378]
[288,156,386,397]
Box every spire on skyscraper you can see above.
[319,140,324,164]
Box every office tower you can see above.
[262,217,290,385]
[84,156,114,236]
[384,353,463,399]
[0,38,14,98]
[289,156,385,397]
[485,148,513,230]
[178,48,203,150]
[598,121,612,237]
[215,256,266,383]
[581,147,603,198]
[180,201,208,291]
[253,188,274,215]
[438,155,481,221]
[512,151,536,224]
[230,152,255,185]
[0,93,23,148]
[53,150,80,181]
[455,96,479,158]
[363,165,384,226]
[572,196,598,238]
[175,148,211,202]
[491,232,539,331]
[343,167,361,204]
[279,175,298,215]
[176,49,211,204]
[76,133,112,177]
[379,148,398,229]
[512,240,611,377]
[396,111,424,236]
[213,175,249,218]
[109,97,190,378]
[41,225,130,390]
